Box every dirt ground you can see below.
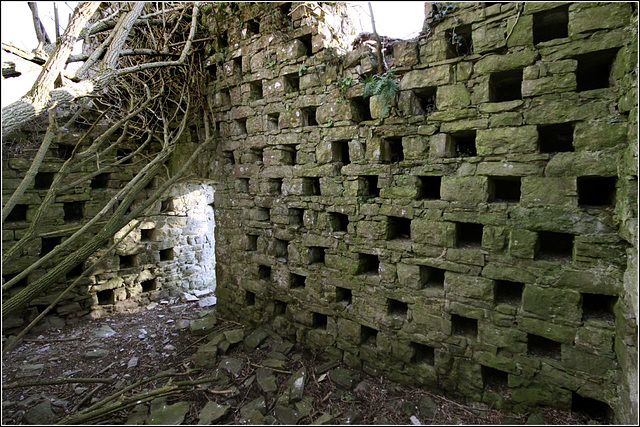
[1,300,601,425]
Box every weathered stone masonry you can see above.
[208,2,638,423]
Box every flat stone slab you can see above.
[189,315,217,336]
[16,364,44,378]
[244,328,269,349]
[125,404,148,425]
[148,401,190,425]
[256,368,278,393]
[329,367,360,390]
[23,400,56,425]
[288,367,307,403]
[240,396,267,417]
[198,401,230,425]
[223,328,244,344]
[93,324,116,338]
[84,348,109,359]
[218,357,244,378]
[273,404,301,425]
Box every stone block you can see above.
[411,219,456,248]
[573,122,628,151]
[436,85,471,109]
[429,134,455,159]
[441,176,489,204]
[402,136,428,160]
[569,3,632,35]
[445,273,495,303]
[471,23,506,54]
[520,177,576,208]
[399,65,453,90]
[474,50,539,74]
[476,126,538,156]
[522,74,577,97]
[508,229,538,259]
[393,41,419,67]
[521,285,582,323]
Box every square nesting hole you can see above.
[96,289,115,305]
[446,24,473,58]
[232,57,242,77]
[582,293,617,323]
[533,5,569,45]
[289,208,304,226]
[275,238,288,259]
[575,48,619,92]
[411,342,435,366]
[284,73,300,93]
[336,286,352,304]
[308,246,326,264]
[290,273,306,289]
[417,176,441,200]
[116,148,133,164]
[141,279,157,293]
[357,253,379,275]
[495,280,524,305]
[387,216,411,240]
[267,113,280,131]
[349,97,373,122]
[237,178,250,193]
[387,298,408,318]
[331,140,350,164]
[578,177,616,207]
[489,68,523,102]
[206,63,217,79]
[258,265,272,281]
[536,231,573,262]
[527,333,561,359]
[160,248,174,261]
[451,314,478,337]
[312,312,327,329]
[296,33,313,56]
[274,299,288,316]
[120,254,138,268]
[160,198,173,213]
[489,177,521,203]
[329,212,349,232]
[223,150,236,165]
[58,144,74,160]
[257,207,271,222]
[571,393,613,423]
[362,175,380,198]
[482,366,509,392]
[5,204,27,222]
[361,325,378,346]
[420,266,445,289]
[141,228,155,242]
[246,18,260,35]
[451,131,477,157]
[41,236,62,256]
[245,290,256,306]
[63,201,84,223]
[456,222,483,248]
[283,145,297,165]
[235,118,247,135]
[268,178,283,195]
[247,234,258,251]
[383,137,404,163]
[90,173,110,189]
[302,177,321,196]
[538,123,574,153]
[302,107,318,126]
[34,172,55,190]
[249,80,264,100]
[413,87,437,115]
[66,263,84,280]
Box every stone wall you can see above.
[208,2,638,423]
[2,126,216,331]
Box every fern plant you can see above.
[363,69,399,118]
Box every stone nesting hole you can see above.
[90,173,110,189]
[383,137,404,163]
[446,24,473,58]
[120,254,138,269]
[357,253,379,275]
[489,176,522,203]
[58,144,74,160]
[34,172,55,190]
[246,18,260,35]
[288,208,304,226]
[116,148,133,164]
[411,342,435,365]
[232,57,242,77]
[455,222,483,248]
[274,299,287,316]
[571,393,613,422]
[267,113,279,131]
[302,177,321,196]
[536,231,573,261]
[258,265,271,281]
[141,279,157,293]
[360,325,378,346]
[97,289,115,306]
[63,201,84,223]
[246,234,258,251]
[223,150,236,165]
[349,97,373,122]
[218,31,228,48]
[494,280,524,305]
[575,48,619,92]
[159,248,174,262]
[250,80,263,100]
[41,236,62,256]
[302,107,319,126]
[312,312,327,329]
[581,293,617,323]
[577,177,617,207]
[66,263,84,280]
[274,239,288,259]
[387,216,411,240]
[160,198,174,213]
[140,228,156,242]
[245,291,256,306]
[5,204,27,222]
[283,145,297,165]
[331,140,350,164]
[237,178,249,193]
[235,118,247,135]
[420,266,446,289]
[251,148,264,164]
[387,299,408,319]
[308,247,325,264]
[329,212,349,232]
[290,273,306,289]
[362,175,380,198]
[482,365,509,392]
[295,33,312,56]
[206,63,217,79]
[269,178,283,195]
[537,123,575,153]
[489,68,523,102]
[533,5,569,45]
[416,176,442,200]
[527,333,561,359]
[413,87,437,115]
[257,207,270,222]
[451,314,478,337]
[335,286,352,304]
[451,130,477,157]
[284,73,300,93]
